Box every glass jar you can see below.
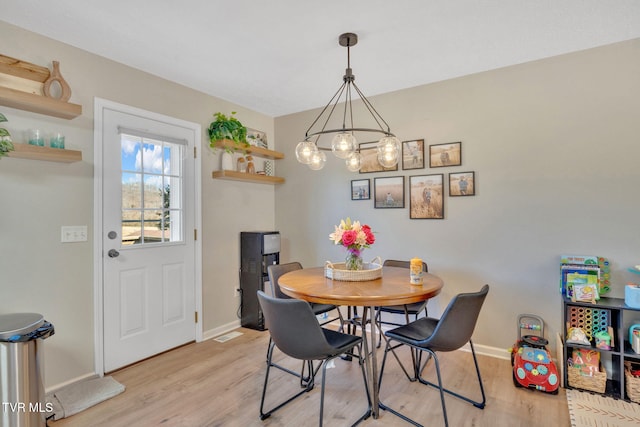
[345,248,364,271]
[246,156,255,174]
[236,157,246,172]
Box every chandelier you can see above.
[295,33,401,171]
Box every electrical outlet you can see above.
[234,287,241,298]
[61,226,88,243]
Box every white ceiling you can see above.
[2,0,640,117]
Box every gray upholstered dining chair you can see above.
[257,291,371,426]
[266,262,345,386]
[377,259,430,331]
[267,262,344,329]
[378,284,489,427]
[374,259,429,379]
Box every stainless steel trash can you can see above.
[0,313,55,427]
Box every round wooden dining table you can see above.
[278,265,444,420]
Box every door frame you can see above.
[93,97,203,376]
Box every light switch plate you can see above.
[61,226,88,243]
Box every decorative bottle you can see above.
[246,156,255,174]
[236,157,246,173]
[221,151,233,171]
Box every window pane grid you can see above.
[121,134,183,246]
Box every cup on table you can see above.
[50,132,65,149]
[28,129,45,146]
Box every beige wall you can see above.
[0,21,275,388]
[274,38,640,353]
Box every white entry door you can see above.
[98,101,199,372]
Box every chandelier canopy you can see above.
[295,33,401,171]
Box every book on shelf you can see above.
[560,255,602,299]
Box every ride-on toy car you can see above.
[510,314,559,394]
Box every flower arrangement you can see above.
[329,217,375,270]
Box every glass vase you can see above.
[345,249,364,271]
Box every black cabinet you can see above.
[562,296,640,400]
[239,232,280,330]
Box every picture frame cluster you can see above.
[351,139,475,219]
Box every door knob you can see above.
[108,249,120,258]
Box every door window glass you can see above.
[121,133,183,245]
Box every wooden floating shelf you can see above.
[8,142,82,163]
[0,86,82,119]
[0,54,51,83]
[212,139,284,160]
[212,170,284,185]
[0,54,81,119]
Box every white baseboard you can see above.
[45,372,99,395]
[202,319,242,341]
[463,342,511,361]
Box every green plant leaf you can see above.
[0,138,15,158]
[208,111,249,150]
[0,113,7,123]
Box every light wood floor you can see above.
[50,327,569,427]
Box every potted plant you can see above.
[0,112,14,160]
[208,111,249,153]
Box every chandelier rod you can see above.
[351,81,391,134]
[346,34,352,68]
[303,81,347,139]
[343,76,352,131]
[344,37,354,133]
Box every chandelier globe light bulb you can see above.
[378,149,399,168]
[345,152,362,172]
[295,140,316,164]
[376,136,401,156]
[308,150,327,170]
[331,132,357,159]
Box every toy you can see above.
[565,327,590,346]
[630,324,640,354]
[510,314,559,394]
[566,306,609,340]
[594,331,611,350]
[570,348,600,376]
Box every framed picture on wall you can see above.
[429,141,461,168]
[409,174,444,219]
[449,171,475,196]
[359,141,398,173]
[402,139,425,170]
[374,176,405,208]
[351,179,370,200]
[246,127,268,148]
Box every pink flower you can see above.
[364,228,375,245]
[341,230,357,247]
